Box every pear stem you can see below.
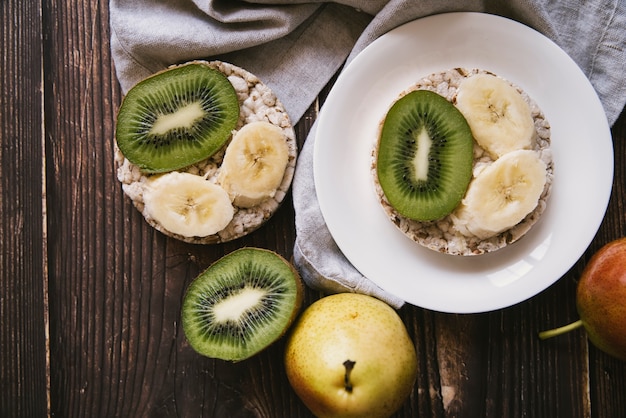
[538,319,584,340]
[343,360,355,393]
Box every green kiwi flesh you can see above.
[377,89,474,221]
[182,248,303,362]
[115,63,239,173]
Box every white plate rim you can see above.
[313,12,614,313]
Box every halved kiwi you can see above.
[376,89,474,221]
[115,62,239,173]
[181,248,303,362]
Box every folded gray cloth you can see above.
[110,0,626,308]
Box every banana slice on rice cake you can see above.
[372,68,553,256]
[114,60,297,244]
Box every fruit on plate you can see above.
[218,121,290,208]
[115,62,239,173]
[539,237,626,361]
[142,171,234,238]
[376,89,475,221]
[455,72,535,159]
[284,293,418,418]
[371,68,553,255]
[182,248,303,361]
[452,149,547,239]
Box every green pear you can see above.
[284,293,417,418]
[539,237,626,361]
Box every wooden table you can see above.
[2,2,625,417]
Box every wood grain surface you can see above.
[1,1,625,417]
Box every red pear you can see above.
[540,237,626,361]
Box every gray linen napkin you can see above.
[110,0,626,308]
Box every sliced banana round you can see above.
[218,121,289,208]
[116,60,298,244]
[143,172,234,238]
[452,149,547,239]
[456,73,535,159]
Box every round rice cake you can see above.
[115,60,297,244]
[372,68,553,256]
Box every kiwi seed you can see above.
[376,89,474,221]
[115,62,240,173]
[181,248,303,362]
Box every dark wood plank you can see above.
[43,0,131,416]
[0,1,49,417]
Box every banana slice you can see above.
[452,149,547,239]
[218,121,289,208]
[143,172,234,238]
[456,73,535,159]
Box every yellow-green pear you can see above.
[284,293,418,418]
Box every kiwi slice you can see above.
[376,89,474,221]
[115,62,239,173]
[181,248,303,362]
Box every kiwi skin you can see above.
[376,89,474,221]
[181,248,304,362]
[115,62,240,173]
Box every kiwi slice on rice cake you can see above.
[372,68,553,256]
[114,60,297,244]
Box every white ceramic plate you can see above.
[314,12,614,313]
